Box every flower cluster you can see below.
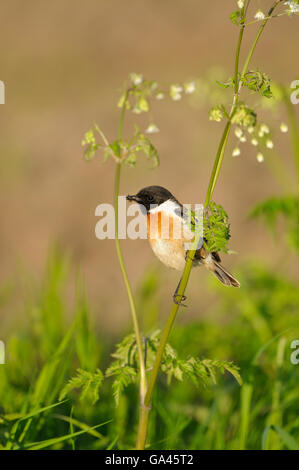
[81,124,159,168]
[232,121,288,163]
[284,1,299,14]
[254,10,265,21]
[117,73,196,136]
[253,0,299,21]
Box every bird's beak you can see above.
[126,194,141,203]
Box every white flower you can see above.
[172,93,182,101]
[130,73,143,86]
[156,92,165,100]
[235,127,243,139]
[237,0,244,8]
[284,1,299,14]
[184,81,196,94]
[280,122,288,133]
[170,84,183,101]
[251,138,258,146]
[232,147,241,157]
[258,124,269,137]
[254,10,265,20]
[247,126,255,134]
[257,152,264,162]
[145,123,160,134]
[234,127,246,142]
[266,139,274,149]
[260,124,270,134]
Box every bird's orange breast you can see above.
[146,211,177,240]
[146,211,189,270]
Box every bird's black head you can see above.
[126,185,178,212]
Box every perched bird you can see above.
[127,185,240,304]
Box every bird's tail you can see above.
[211,261,240,287]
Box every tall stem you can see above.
[240,0,283,83]
[234,17,245,95]
[136,0,283,450]
[114,92,147,405]
[114,164,147,403]
[205,121,232,207]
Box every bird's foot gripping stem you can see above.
[173,278,187,307]
[173,293,187,307]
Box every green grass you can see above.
[0,250,298,450]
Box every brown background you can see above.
[1,1,298,332]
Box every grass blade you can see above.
[21,420,112,450]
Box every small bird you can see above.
[127,185,240,304]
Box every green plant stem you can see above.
[136,402,150,449]
[240,1,283,83]
[205,11,246,207]
[114,164,147,404]
[114,91,147,406]
[136,252,195,450]
[205,121,232,207]
[136,0,283,450]
[234,13,245,95]
[266,337,286,449]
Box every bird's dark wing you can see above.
[211,251,221,262]
[192,243,221,263]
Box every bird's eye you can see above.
[147,195,154,202]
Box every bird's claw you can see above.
[173,294,187,307]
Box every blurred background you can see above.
[1,0,298,332]
[0,1,299,450]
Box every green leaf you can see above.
[124,152,137,167]
[147,331,241,387]
[31,323,76,406]
[230,10,242,25]
[109,140,121,158]
[106,364,137,406]
[22,420,111,450]
[239,383,253,449]
[135,134,159,167]
[216,78,234,89]
[81,126,109,161]
[60,368,104,405]
[109,333,137,366]
[52,414,105,439]
[262,425,299,450]
[2,400,68,423]
[105,334,139,405]
[242,71,273,99]
[249,196,299,251]
[209,105,224,122]
[203,201,231,253]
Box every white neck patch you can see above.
[148,199,181,217]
